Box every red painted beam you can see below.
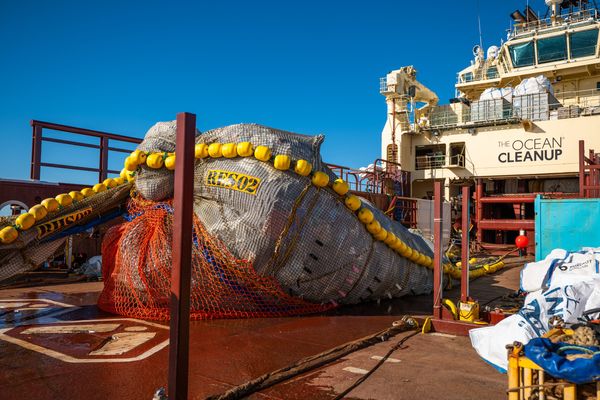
[0,179,84,208]
[476,179,483,245]
[479,196,535,204]
[99,137,109,182]
[168,112,196,400]
[31,125,42,180]
[478,219,534,231]
[460,185,469,303]
[580,140,586,197]
[431,318,481,336]
[30,120,142,143]
[433,181,443,320]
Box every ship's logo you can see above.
[205,170,261,195]
[497,137,564,163]
[36,207,93,239]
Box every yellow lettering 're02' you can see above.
[205,170,261,195]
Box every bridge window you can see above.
[509,41,535,67]
[537,35,566,64]
[461,72,473,82]
[486,66,499,79]
[570,29,599,59]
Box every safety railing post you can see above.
[476,179,483,243]
[579,140,585,197]
[30,123,42,180]
[168,112,196,400]
[460,185,470,303]
[433,180,443,319]
[99,137,109,182]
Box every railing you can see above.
[327,159,410,196]
[456,66,500,84]
[424,88,600,131]
[415,154,446,170]
[579,140,600,198]
[415,153,474,171]
[30,120,142,182]
[510,9,599,37]
[554,88,600,108]
[379,77,388,93]
[385,196,418,228]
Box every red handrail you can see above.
[30,120,142,182]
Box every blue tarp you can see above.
[524,338,600,384]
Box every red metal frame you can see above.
[328,159,415,227]
[30,120,142,182]
[579,140,600,198]
[386,196,418,228]
[460,185,470,303]
[432,181,443,320]
[168,112,196,400]
[327,159,410,196]
[431,181,482,335]
[475,185,541,255]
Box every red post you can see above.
[168,112,196,400]
[433,180,443,319]
[30,124,42,180]
[99,137,109,182]
[591,149,598,198]
[476,178,483,244]
[460,185,470,303]
[579,140,585,198]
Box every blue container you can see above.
[534,195,600,260]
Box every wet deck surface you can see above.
[0,261,524,400]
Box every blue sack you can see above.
[524,338,600,384]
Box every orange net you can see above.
[98,196,334,320]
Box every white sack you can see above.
[470,249,600,372]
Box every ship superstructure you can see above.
[380,0,600,246]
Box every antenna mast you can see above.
[477,0,483,49]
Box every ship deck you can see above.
[0,261,524,400]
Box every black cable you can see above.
[332,330,420,400]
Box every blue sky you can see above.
[0,0,540,184]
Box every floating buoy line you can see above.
[0,142,503,280]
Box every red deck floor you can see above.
[0,263,524,400]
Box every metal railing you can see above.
[30,120,142,182]
[510,9,599,37]
[379,77,388,93]
[415,153,474,171]
[456,67,500,84]
[385,196,418,228]
[327,159,410,196]
[424,88,600,131]
[415,154,446,170]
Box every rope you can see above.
[332,329,420,400]
[204,318,418,400]
[264,182,313,276]
[556,344,600,356]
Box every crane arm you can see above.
[384,66,439,110]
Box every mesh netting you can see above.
[98,195,334,319]
[96,121,434,320]
[0,121,437,320]
[0,184,132,282]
